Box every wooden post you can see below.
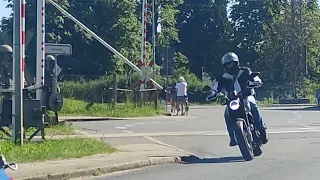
[112,73,117,106]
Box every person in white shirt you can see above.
[175,76,188,115]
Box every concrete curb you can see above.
[59,116,136,122]
[59,113,172,122]
[260,104,316,107]
[20,156,183,180]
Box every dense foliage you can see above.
[1,0,320,101]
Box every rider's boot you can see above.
[248,100,268,145]
[259,123,268,144]
[228,129,237,147]
[225,109,237,147]
[226,121,237,146]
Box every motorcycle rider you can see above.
[206,52,268,147]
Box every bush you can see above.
[59,69,210,104]
[59,74,132,103]
[60,98,162,117]
[297,78,320,103]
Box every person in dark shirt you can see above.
[170,83,177,113]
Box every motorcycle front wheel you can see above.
[234,119,254,161]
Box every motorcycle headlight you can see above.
[229,98,240,111]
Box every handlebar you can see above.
[206,93,229,102]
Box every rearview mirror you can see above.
[201,85,212,93]
[216,92,225,98]
[250,72,260,78]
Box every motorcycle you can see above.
[205,72,268,161]
[0,155,18,180]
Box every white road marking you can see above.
[75,129,88,135]
[125,124,135,127]
[151,121,160,124]
[48,128,320,139]
[297,124,313,128]
[123,130,133,133]
[288,111,314,129]
[120,126,194,157]
[142,135,196,156]
[116,127,127,130]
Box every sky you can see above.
[0,0,12,20]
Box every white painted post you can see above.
[36,0,45,100]
[12,0,25,145]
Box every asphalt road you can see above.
[72,105,320,180]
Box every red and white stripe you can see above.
[21,0,26,86]
[36,0,45,86]
[40,0,45,86]
[138,0,148,89]
[143,0,148,66]
[142,1,154,88]
[146,59,154,87]
[36,0,45,100]
[136,60,144,87]
[137,60,154,87]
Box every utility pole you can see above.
[291,0,297,98]
[152,0,156,81]
[291,0,305,98]
[13,0,25,145]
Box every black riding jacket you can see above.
[211,67,262,98]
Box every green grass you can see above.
[189,101,220,106]
[189,98,278,107]
[0,138,116,163]
[0,122,75,137]
[26,122,75,136]
[257,98,279,106]
[60,99,163,117]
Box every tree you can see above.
[259,0,320,98]
[230,0,270,70]
[176,0,232,77]
[0,0,142,78]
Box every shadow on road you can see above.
[179,155,245,164]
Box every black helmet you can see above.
[221,52,240,74]
[221,52,239,66]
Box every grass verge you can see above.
[0,122,76,137]
[0,138,116,163]
[60,99,163,117]
[257,98,279,106]
[191,97,279,107]
[189,101,220,106]
[26,122,75,136]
